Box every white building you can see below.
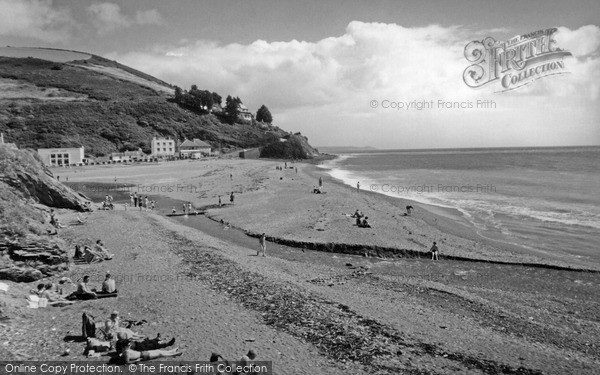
[238,103,253,122]
[38,146,85,166]
[179,138,211,158]
[151,137,176,157]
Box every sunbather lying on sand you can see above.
[86,334,175,354]
[119,339,182,363]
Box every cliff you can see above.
[0,145,88,281]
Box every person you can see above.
[75,276,97,299]
[356,215,362,226]
[182,203,187,214]
[318,177,323,187]
[101,272,117,293]
[285,162,287,169]
[94,240,114,260]
[124,203,128,211]
[114,335,176,352]
[74,244,84,259]
[187,202,192,213]
[357,181,360,192]
[406,205,414,215]
[130,193,134,208]
[30,283,45,297]
[133,193,138,208]
[144,197,149,211]
[40,283,73,305]
[151,201,156,210]
[352,209,363,218]
[258,233,266,257]
[49,209,64,228]
[218,195,222,206]
[105,311,144,341]
[230,192,234,204]
[430,241,439,260]
[119,339,182,363]
[171,207,176,215]
[360,216,372,228]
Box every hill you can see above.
[0,47,319,158]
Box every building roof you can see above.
[180,138,211,148]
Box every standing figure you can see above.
[259,233,267,257]
[430,241,439,260]
[230,192,234,204]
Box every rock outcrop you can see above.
[0,145,87,281]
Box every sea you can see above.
[321,146,600,264]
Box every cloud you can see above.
[134,9,164,25]
[555,25,600,57]
[109,21,599,148]
[87,2,163,35]
[0,0,75,43]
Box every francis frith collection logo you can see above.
[463,28,572,92]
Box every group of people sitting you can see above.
[312,185,323,194]
[74,240,114,263]
[85,311,181,363]
[30,282,74,306]
[67,273,118,300]
[352,209,372,228]
[102,195,114,210]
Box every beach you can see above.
[2,157,599,374]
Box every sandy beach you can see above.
[2,158,599,374]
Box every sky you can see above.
[0,0,598,149]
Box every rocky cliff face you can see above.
[0,145,88,281]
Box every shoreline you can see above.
[310,155,600,270]
[57,158,600,271]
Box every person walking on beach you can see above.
[357,181,360,192]
[230,192,234,204]
[259,233,267,257]
[318,177,323,187]
[218,195,222,207]
[133,193,138,208]
[182,203,187,214]
[430,241,439,260]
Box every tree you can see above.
[225,95,241,124]
[174,86,183,102]
[256,105,273,123]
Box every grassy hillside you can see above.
[0,54,314,157]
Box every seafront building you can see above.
[110,149,145,162]
[151,137,176,157]
[179,138,212,158]
[37,146,85,166]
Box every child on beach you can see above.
[430,241,439,260]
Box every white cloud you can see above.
[555,25,600,57]
[0,0,75,43]
[88,2,163,35]
[110,21,599,148]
